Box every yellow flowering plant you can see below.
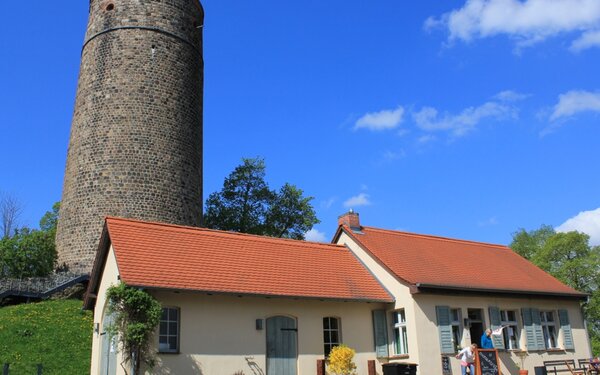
[327,345,357,375]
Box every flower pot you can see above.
[518,370,528,375]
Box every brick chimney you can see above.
[338,210,361,230]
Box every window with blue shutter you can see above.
[531,308,545,349]
[372,310,388,358]
[522,308,545,351]
[488,306,505,349]
[436,306,455,354]
[558,309,575,350]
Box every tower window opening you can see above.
[105,3,115,11]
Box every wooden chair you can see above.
[566,361,585,375]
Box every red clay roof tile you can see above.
[342,225,585,297]
[105,217,393,302]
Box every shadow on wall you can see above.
[149,354,266,375]
[152,354,203,375]
[245,356,265,375]
[498,351,520,374]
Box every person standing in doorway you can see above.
[456,343,477,375]
[481,328,494,349]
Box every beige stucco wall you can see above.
[148,292,386,375]
[90,246,121,375]
[89,245,388,375]
[337,230,592,375]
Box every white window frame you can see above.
[500,310,520,350]
[450,308,463,352]
[159,307,180,353]
[323,316,341,357]
[393,309,409,355]
[540,311,558,349]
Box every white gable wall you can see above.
[90,246,121,375]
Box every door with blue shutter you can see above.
[99,312,117,375]
[266,316,298,375]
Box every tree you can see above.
[0,228,56,278]
[510,226,600,355]
[39,201,60,233]
[204,158,319,239]
[1,193,23,238]
[0,202,60,278]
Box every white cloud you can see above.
[571,30,600,51]
[413,100,516,137]
[382,150,405,161]
[305,228,328,243]
[343,193,371,208]
[494,90,530,102]
[320,197,336,210]
[355,106,405,131]
[478,216,499,227]
[556,207,600,246]
[426,0,600,50]
[550,90,600,121]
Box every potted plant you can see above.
[515,351,529,375]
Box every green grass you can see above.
[0,299,92,374]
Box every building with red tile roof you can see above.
[334,218,585,299]
[334,211,591,375]
[86,217,392,375]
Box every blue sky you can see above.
[1,0,599,246]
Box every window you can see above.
[393,309,408,355]
[323,317,341,357]
[500,310,520,350]
[540,311,558,349]
[450,308,462,351]
[159,307,180,353]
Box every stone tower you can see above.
[56,0,204,273]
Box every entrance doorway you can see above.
[467,309,485,347]
[99,312,117,375]
[266,316,298,375]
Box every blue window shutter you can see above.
[558,310,575,350]
[522,308,540,351]
[531,308,545,350]
[488,306,505,349]
[436,306,455,354]
[372,310,388,358]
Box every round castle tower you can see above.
[56,0,204,273]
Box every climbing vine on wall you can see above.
[106,283,162,374]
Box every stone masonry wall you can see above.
[56,0,204,273]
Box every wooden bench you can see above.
[543,360,585,375]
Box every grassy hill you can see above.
[0,299,92,374]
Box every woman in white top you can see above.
[456,343,477,375]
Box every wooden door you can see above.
[266,316,298,375]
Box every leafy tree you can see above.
[204,158,319,239]
[39,201,60,234]
[0,228,56,278]
[0,202,60,278]
[510,226,600,355]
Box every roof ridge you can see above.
[106,216,344,250]
[360,225,510,250]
